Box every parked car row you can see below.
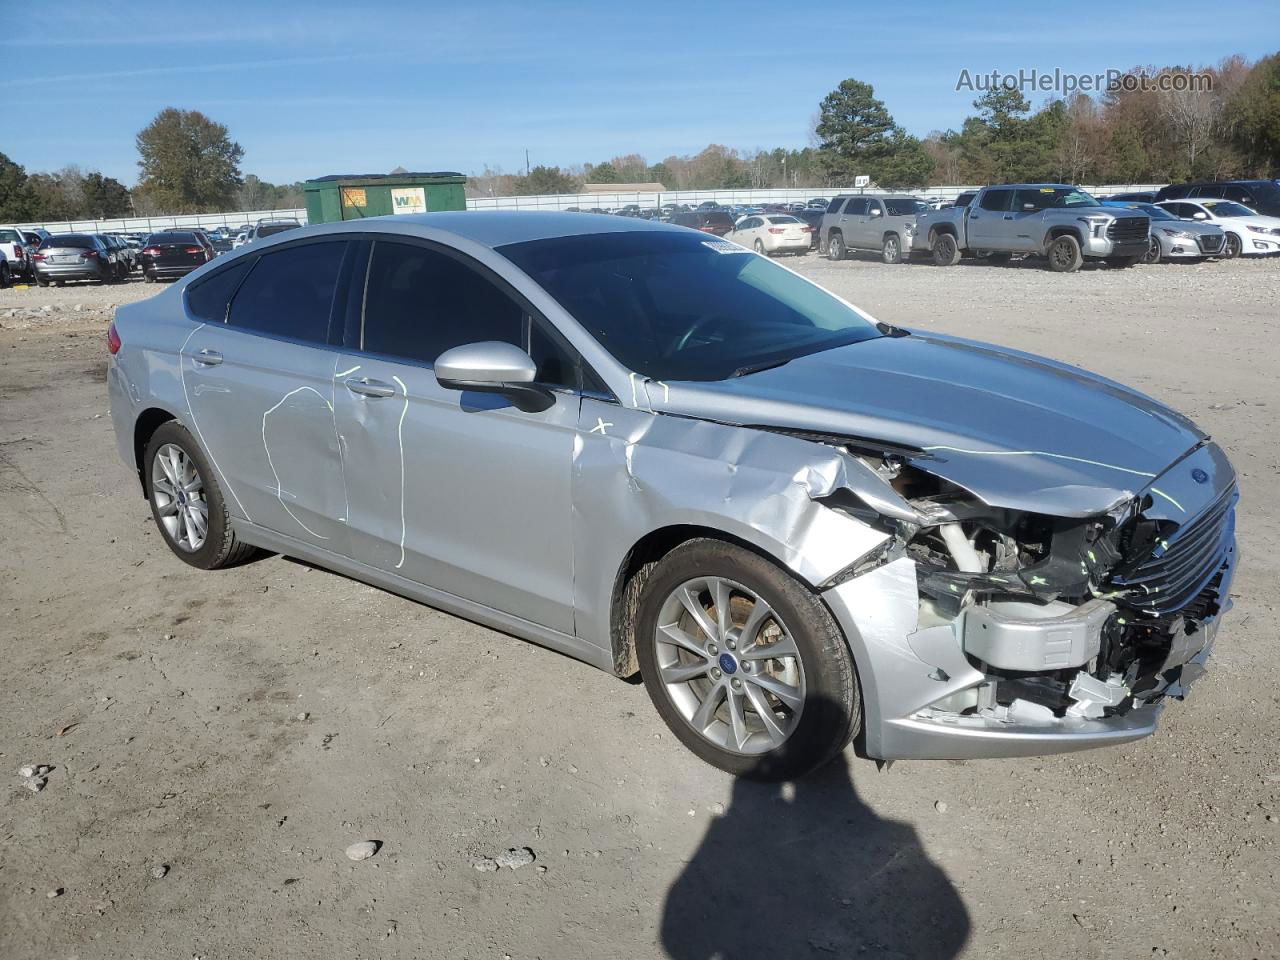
[757,180,1280,272]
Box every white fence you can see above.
[16,185,1167,234]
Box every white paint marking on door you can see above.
[179,323,251,522]
[335,364,362,378]
[391,375,409,569]
[262,386,333,540]
[589,418,613,435]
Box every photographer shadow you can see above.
[660,750,969,959]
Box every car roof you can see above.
[298,211,684,249]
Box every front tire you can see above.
[144,422,260,570]
[1223,233,1242,259]
[754,239,766,256]
[881,233,903,264]
[1142,236,1162,264]
[1047,234,1083,272]
[636,539,860,781]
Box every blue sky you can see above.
[3,0,1276,186]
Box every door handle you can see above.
[344,377,396,398]
[194,348,223,366]
[1003,215,1014,220]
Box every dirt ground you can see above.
[1,254,1277,960]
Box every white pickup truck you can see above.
[912,184,1151,272]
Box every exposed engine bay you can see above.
[816,437,1237,731]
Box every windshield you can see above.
[499,231,881,382]
[1036,187,1100,208]
[884,198,928,215]
[1201,200,1255,218]
[1108,202,1176,221]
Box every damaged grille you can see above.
[1197,234,1225,254]
[1106,216,1150,244]
[1111,485,1237,618]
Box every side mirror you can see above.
[1192,211,1208,220]
[1022,203,1038,211]
[435,341,554,413]
[868,207,882,216]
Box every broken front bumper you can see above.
[822,552,1233,760]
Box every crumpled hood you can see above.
[651,332,1206,516]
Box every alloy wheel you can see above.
[151,443,209,552]
[654,576,806,755]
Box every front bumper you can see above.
[1083,236,1148,258]
[1242,232,1280,255]
[823,549,1233,760]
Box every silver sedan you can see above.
[106,212,1237,779]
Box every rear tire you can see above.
[754,239,766,256]
[35,273,49,287]
[144,421,260,570]
[1046,234,1083,272]
[931,232,960,266]
[826,233,846,261]
[0,262,9,288]
[635,539,860,781]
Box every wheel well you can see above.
[929,224,956,240]
[1046,226,1082,242]
[883,230,899,242]
[826,228,843,240]
[608,525,785,679]
[133,407,177,494]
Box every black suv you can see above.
[1153,180,1280,218]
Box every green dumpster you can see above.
[303,172,467,224]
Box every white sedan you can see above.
[1155,199,1280,258]
[728,214,811,256]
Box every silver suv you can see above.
[821,195,927,264]
[106,212,1237,779]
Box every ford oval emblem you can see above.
[718,653,738,675]
[1191,468,1209,485]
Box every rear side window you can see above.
[826,199,845,214]
[1222,185,1254,204]
[186,259,253,323]
[843,198,868,216]
[1195,185,1225,199]
[979,189,1012,212]
[953,193,975,208]
[361,241,524,364]
[228,241,346,343]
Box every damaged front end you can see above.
[814,436,1237,760]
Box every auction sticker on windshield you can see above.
[702,240,750,254]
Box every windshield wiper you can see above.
[730,358,792,378]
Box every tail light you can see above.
[32,252,44,261]
[768,227,786,234]
[106,321,121,355]
[11,244,22,259]
[142,246,161,256]
[802,226,815,233]
[81,250,98,259]
[698,226,716,232]
[184,246,202,255]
